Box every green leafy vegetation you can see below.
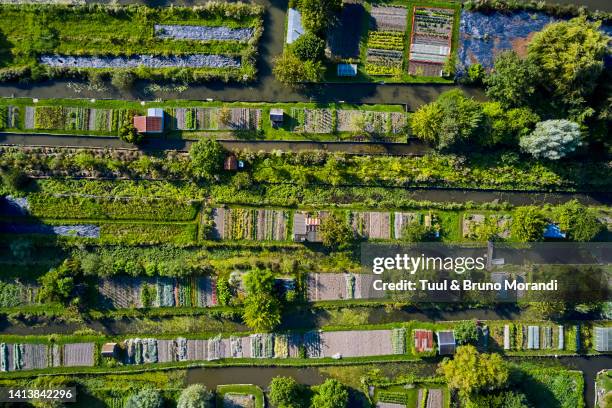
[0,3,263,83]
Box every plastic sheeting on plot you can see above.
[155,25,254,42]
[458,11,612,75]
[40,54,241,69]
[457,11,558,75]
[0,223,100,238]
[0,196,29,216]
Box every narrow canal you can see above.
[184,356,612,407]
[1,0,608,104]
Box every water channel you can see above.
[184,356,612,407]
[0,0,608,104]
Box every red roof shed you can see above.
[133,116,163,134]
[414,329,434,353]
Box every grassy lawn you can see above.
[0,4,262,82]
[216,384,264,408]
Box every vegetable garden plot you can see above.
[154,25,254,42]
[170,107,218,131]
[0,280,38,308]
[289,108,335,134]
[98,276,215,309]
[319,329,395,357]
[365,21,406,76]
[40,54,241,69]
[307,273,374,301]
[393,212,419,239]
[0,4,262,82]
[25,105,128,133]
[408,7,454,76]
[366,7,407,76]
[0,105,19,129]
[462,214,511,239]
[99,277,146,309]
[62,343,94,367]
[327,3,364,59]
[336,110,407,134]
[250,334,274,359]
[350,211,391,239]
[218,108,262,131]
[212,207,289,241]
[370,6,407,32]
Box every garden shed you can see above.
[436,330,455,355]
[293,211,326,242]
[269,108,284,127]
[414,329,433,353]
[286,8,305,44]
[101,343,118,358]
[337,63,358,77]
[133,108,164,134]
[224,154,238,171]
[594,327,612,352]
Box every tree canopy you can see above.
[290,32,325,61]
[519,119,582,160]
[242,269,282,332]
[189,139,226,180]
[554,200,604,241]
[438,345,509,397]
[269,376,307,408]
[273,52,324,86]
[511,206,547,242]
[125,388,164,408]
[310,379,349,408]
[527,17,609,110]
[319,212,354,250]
[177,385,213,408]
[484,51,538,109]
[299,0,341,34]
[410,90,485,150]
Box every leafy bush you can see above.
[273,52,324,86]
[520,120,582,160]
[553,200,604,241]
[319,212,354,250]
[290,32,325,61]
[269,376,307,408]
[190,139,225,181]
[125,388,164,408]
[311,379,348,408]
[177,384,213,408]
[455,320,479,345]
[511,206,547,242]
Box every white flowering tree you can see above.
[519,119,582,160]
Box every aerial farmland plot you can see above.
[324,0,460,83]
[0,2,263,83]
